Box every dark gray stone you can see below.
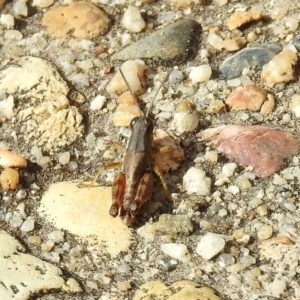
[111,19,201,66]
[292,35,300,51]
[220,44,281,79]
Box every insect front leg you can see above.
[110,172,126,217]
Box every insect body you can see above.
[110,116,155,225]
[108,68,170,226]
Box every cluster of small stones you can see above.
[1,0,300,299]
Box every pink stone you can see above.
[198,125,299,178]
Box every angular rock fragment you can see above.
[226,85,274,114]
[198,125,299,177]
[111,19,201,66]
[261,50,297,87]
[220,44,281,79]
[227,10,262,30]
[0,56,83,151]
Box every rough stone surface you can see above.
[196,233,226,260]
[220,44,281,79]
[227,10,262,30]
[226,85,270,112]
[0,56,83,151]
[198,125,300,178]
[0,230,81,300]
[42,2,110,39]
[133,280,223,300]
[151,214,193,236]
[261,50,298,87]
[111,19,202,65]
[38,182,132,257]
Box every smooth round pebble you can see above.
[32,0,54,7]
[58,152,70,165]
[189,65,212,84]
[169,70,183,84]
[21,217,35,232]
[90,95,106,110]
[257,224,273,240]
[28,235,42,245]
[122,6,145,33]
[68,161,78,172]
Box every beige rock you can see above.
[38,182,132,257]
[133,280,223,300]
[260,94,275,114]
[261,50,297,87]
[42,2,110,39]
[226,85,268,111]
[227,10,262,30]
[106,60,148,95]
[0,230,81,300]
[0,149,27,168]
[0,168,19,191]
[0,56,83,151]
[223,37,247,51]
[113,91,142,127]
[153,129,185,172]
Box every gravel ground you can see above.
[1,0,300,299]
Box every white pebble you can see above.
[207,33,224,50]
[90,95,106,110]
[4,30,23,40]
[48,230,64,243]
[13,0,28,17]
[189,65,212,84]
[123,6,145,33]
[0,14,15,29]
[227,78,241,87]
[68,161,78,172]
[227,185,240,195]
[222,163,237,177]
[268,278,286,298]
[213,0,228,5]
[16,190,27,200]
[204,150,218,163]
[169,70,183,84]
[58,152,70,165]
[257,224,273,240]
[183,167,211,196]
[273,174,287,185]
[173,112,199,134]
[21,217,35,232]
[160,243,191,263]
[32,0,54,8]
[196,233,226,260]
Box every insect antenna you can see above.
[119,67,143,116]
[146,70,171,117]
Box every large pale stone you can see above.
[38,182,132,257]
[0,230,81,300]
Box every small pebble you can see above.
[0,14,14,28]
[227,10,262,30]
[58,152,70,165]
[235,176,252,191]
[207,33,224,50]
[70,246,83,258]
[20,217,35,232]
[16,189,27,200]
[0,149,27,168]
[239,255,256,267]
[86,280,98,290]
[28,235,42,245]
[48,230,64,243]
[183,167,211,196]
[0,168,19,191]
[41,240,55,252]
[90,95,106,110]
[222,163,237,177]
[32,0,54,8]
[160,243,191,263]
[10,215,23,228]
[122,6,145,33]
[196,233,226,260]
[168,70,183,84]
[189,65,212,84]
[257,224,273,240]
[218,253,235,267]
[68,161,78,172]
[117,281,132,292]
[13,0,28,16]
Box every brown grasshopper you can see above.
[88,68,171,226]
[109,69,171,226]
